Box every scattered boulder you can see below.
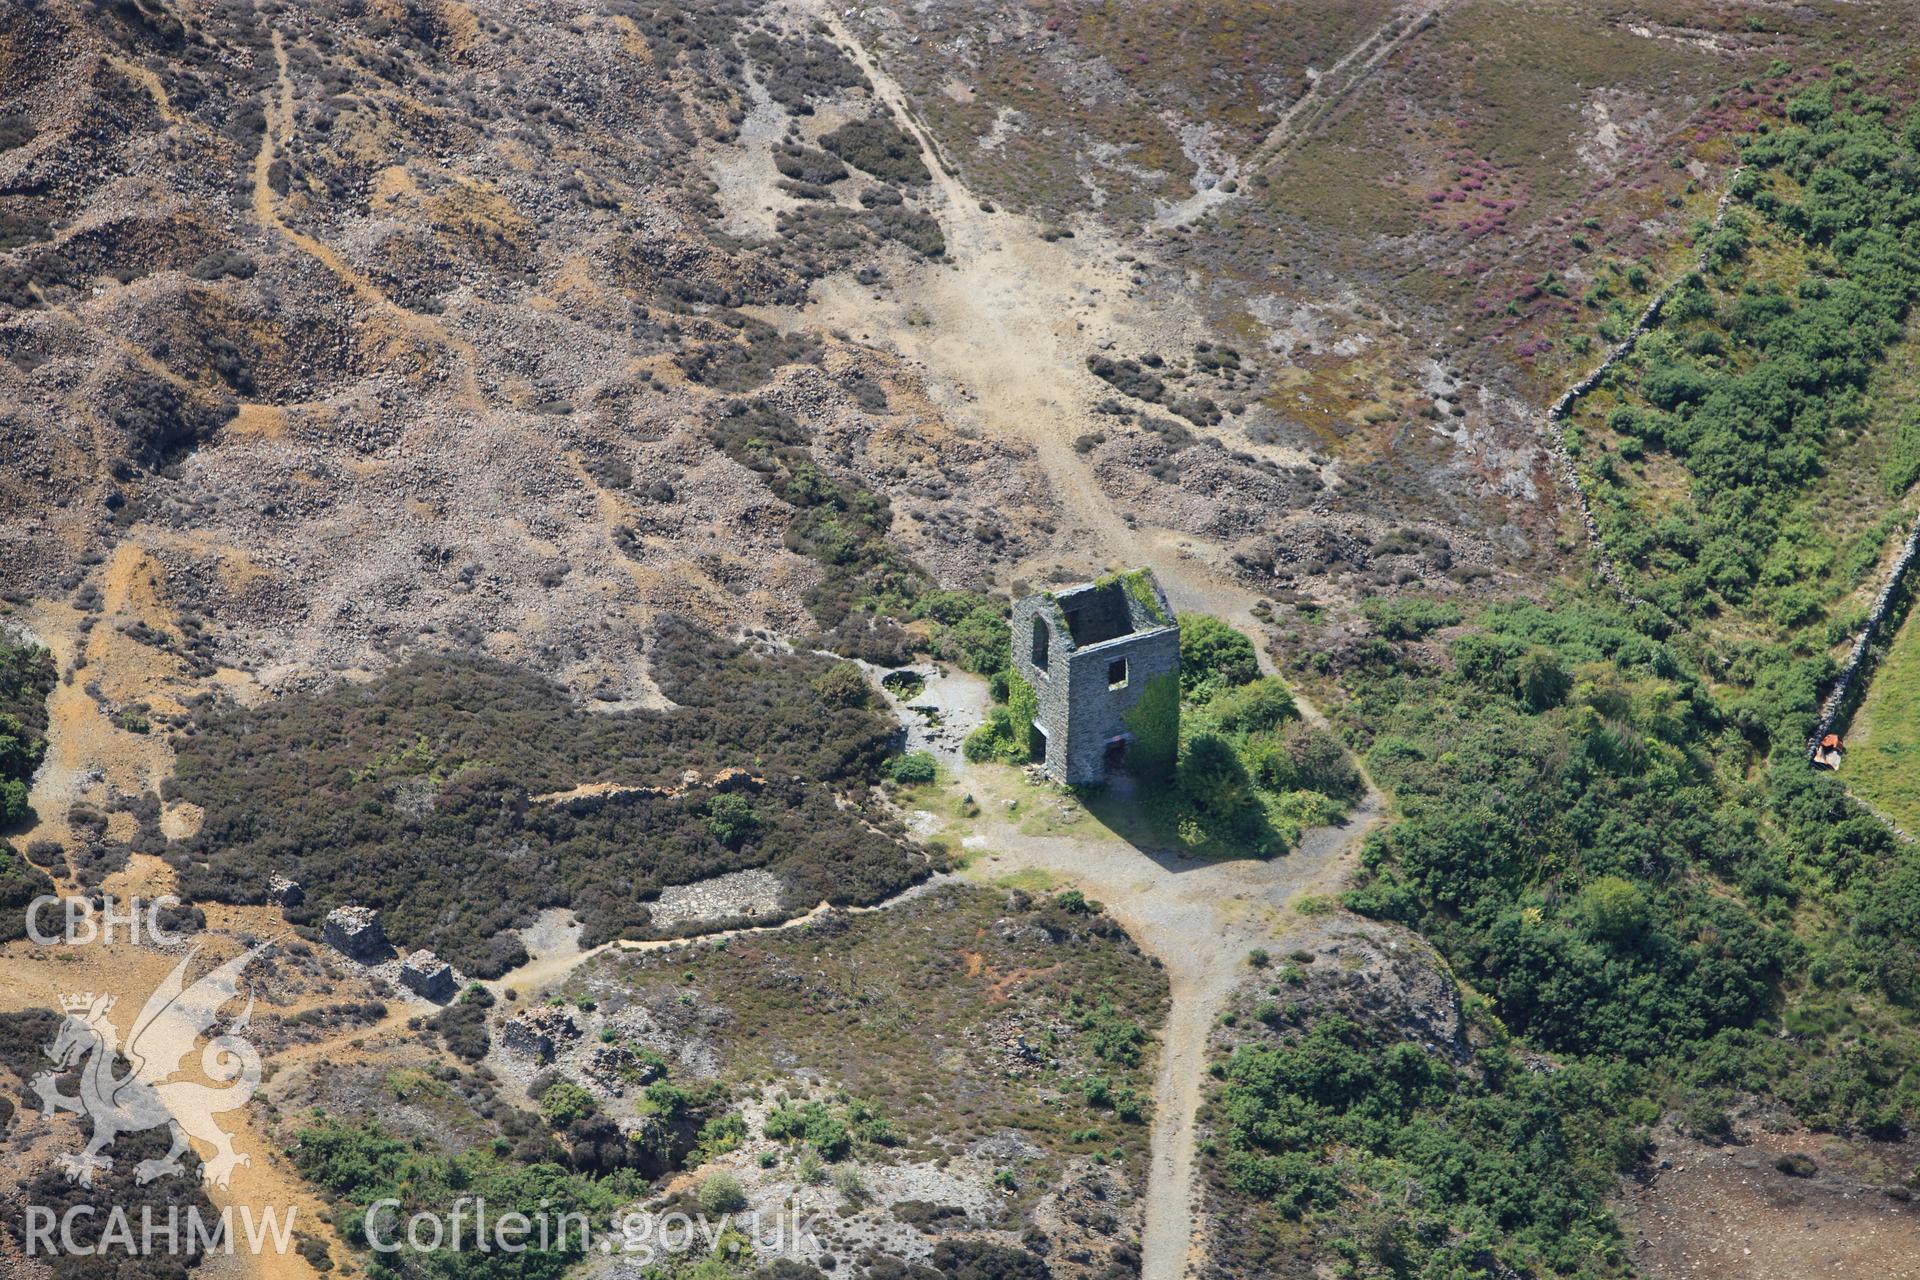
[1775,1153,1819,1178]
[323,905,389,962]
[398,949,456,1002]
[502,1006,578,1062]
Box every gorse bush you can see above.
[1192,677,1297,736]
[703,793,761,847]
[887,751,937,784]
[763,1100,852,1161]
[0,637,54,830]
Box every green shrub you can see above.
[964,706,1033,765]
[697,1172,748,1214]
[1280,723,1362,800]
[1074,1002,1146,1067]
[1179,732,1256,819]
[888,751,937,784]
[539,1081,596,1129]
[704,792,762,847]
[1577,875,1650,943]
[1178,614,1259,695]
[811,664,872,708]
[644,1079,693,1118]
[964,671,1041,765]
[764,1100,852,1160]
[1361,596,1463,641]
[820,119,929,184]
[1198,677,1297,735]
[697,1112,748,1160]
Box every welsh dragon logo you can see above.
[32,941,273,1189]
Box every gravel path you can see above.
[794,11,1390,1273]
[952,767,1385,1280]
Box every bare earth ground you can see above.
[1623,1129,1920,1280]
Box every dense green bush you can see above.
[0,637,54,830]
[0,637,56,934]
[811,663,872,708]
[1191,677,1296,735]
[888,751,937,784]
[820,119,929,185]
[763,1100,852,1160]
[703,793,762,847]
[1178,613,1259,696]
[1219,1016,1634,1274]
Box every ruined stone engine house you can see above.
[1010,571,1180,784]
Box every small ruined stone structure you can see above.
[1010,570,1179,784]
[399,949,457,1002]
[323,905,389,962]
[502,1006,578,1063]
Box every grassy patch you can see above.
[1844,604,1920,832]
[994,867,1060,894]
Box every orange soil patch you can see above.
[986,964,1059,1003]
[226,403,289,440]
[956,947,1059,1002]
[18,599,174,857]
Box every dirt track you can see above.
[795,12,1390,1274]
[948,768,1384,1280]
